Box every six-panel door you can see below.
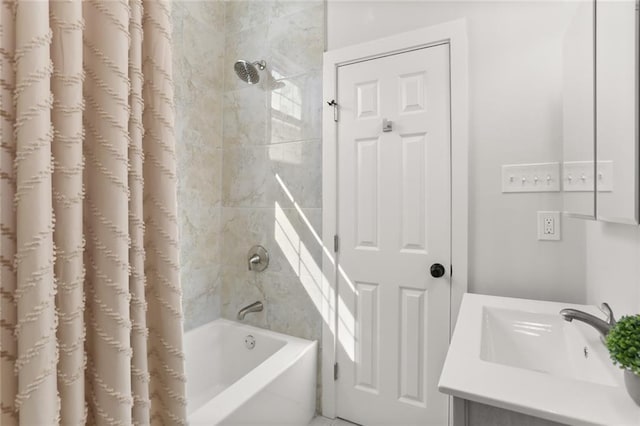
[336,44,452,426]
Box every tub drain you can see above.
[245,335,256,350]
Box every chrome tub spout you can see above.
[238,301,264,320]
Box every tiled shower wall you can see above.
[175,0,325,349]
[219,0,324,342]
[173,1,225,331]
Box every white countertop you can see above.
[438,293,640,426]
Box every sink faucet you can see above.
[559,302,616,342]
[237,301,263,320]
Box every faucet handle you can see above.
[599,302,616,326]
[247,245,269,272]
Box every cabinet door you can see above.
[562,1,596,219]
[595,0,639,224]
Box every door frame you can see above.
[321,20,469,424]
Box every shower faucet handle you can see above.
[247,245,269,272]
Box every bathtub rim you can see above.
[186,318,318,424]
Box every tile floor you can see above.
[309,416,360,426]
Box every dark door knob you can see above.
[430,263,446,278]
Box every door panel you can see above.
[336,44,451,426]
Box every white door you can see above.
[336,44,451,426]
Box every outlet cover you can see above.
[538,211,560,241]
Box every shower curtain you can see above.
[0,1,186,424]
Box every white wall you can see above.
[585,221,640,316]
[327,0,587,303]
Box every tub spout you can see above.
[237,301,263,320]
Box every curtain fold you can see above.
[0,1,186,424]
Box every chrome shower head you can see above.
[234,60,266,84]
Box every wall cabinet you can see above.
[563,0,639,224]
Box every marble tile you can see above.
[223,87,268,147]
[181,97,223,149]
[173,0,224,148]
[221,268,266,327]
[179,145,222,208]
[220,206,324,341]
[221,144,279,207]
[263,279,321,339]
[267,70,322,144]
[222,140,321,208]
[174,0,226,331]
[270,206,323,278]
[183,284,221,331]
[179,206,221,265]
[270,0,324,21]
[267,4,324,78]
[179,248,223,331]
[181,265,222,309]
[221,206,322,282]
[182,0,225,29]
[174,2,225,99]
[224,0,270,34]
[221,264,322,342]
[183,26,225,94]
[220,208,263,272]
[219,206,316,275]
[275,139,322,208]
[171,3,186,51]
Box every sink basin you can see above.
[480,306,617,386]
[438,294,640,426]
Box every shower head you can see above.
[234,60,266,84]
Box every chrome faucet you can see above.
[237,301,263,320]
[559,302,616,342]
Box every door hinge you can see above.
[334,234,339,253]
[327,99,338,122]
[450,264,453,278]
[334,362,339,380]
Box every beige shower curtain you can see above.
[0,1,186,424]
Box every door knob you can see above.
[430,263,446,278]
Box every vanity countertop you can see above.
[438,293,640,426]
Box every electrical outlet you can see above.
[538,211,560,241]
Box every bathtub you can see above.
[185,318,317,425]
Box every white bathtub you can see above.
[185,318,317,425]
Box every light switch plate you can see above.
[563,160,614,192]
[563,161,595,192]
[537,211,561,241]
[502,162,561,193]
